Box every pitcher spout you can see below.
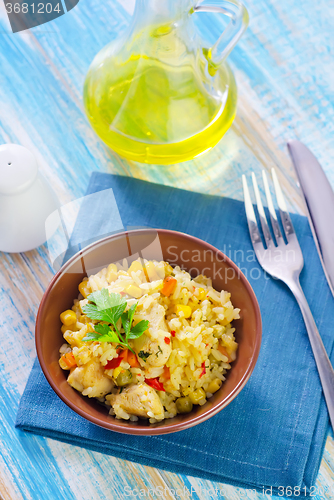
[133,0,195,24]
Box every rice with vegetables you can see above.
[59,258,240,422]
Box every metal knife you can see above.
[287,140,334,297]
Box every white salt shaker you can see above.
[0,144,58,253]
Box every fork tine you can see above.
[262,170,284,245]
[251,172,274,248]
[271,169,295,239]
[242,175,264,252]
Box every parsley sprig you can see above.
[82,288,149,352]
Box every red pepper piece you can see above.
[145,377,165,392]
[170,330,176,337]
[164,337,171,344]
[199,361,206,378]
[105,357,122,370]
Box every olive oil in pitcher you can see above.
[84,0,248,164]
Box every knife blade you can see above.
[287,139,334,297]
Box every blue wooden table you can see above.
[1,0,334,498]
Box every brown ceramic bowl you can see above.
[36,229,261,435]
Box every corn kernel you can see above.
[78,281,91,299]
[128,260,144,274]
[207,378,222,394]
[59,357,70,370]
[189,388,206,405]
[113,367,123,379]
[107,263,118,282]
[61,324,72,334]
[145,262,160,282]
[175,304,192,318]
[60,310,77,326]
[197,288,206,301]
[125,284,142,298]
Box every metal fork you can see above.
[242,169,334,432]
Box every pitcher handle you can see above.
[193,0,249,67]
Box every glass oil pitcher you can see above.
[83,0,249,165]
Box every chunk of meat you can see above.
[144,302,168,332]
[131,302,171,367]
[112,383,164,420]
[67,359,114,398]
[132,333,171,368]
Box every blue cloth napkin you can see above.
[16,172,334,496]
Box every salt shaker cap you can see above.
[0,144,38,195]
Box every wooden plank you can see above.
[0,470,23,500]
[0,0,333,498]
